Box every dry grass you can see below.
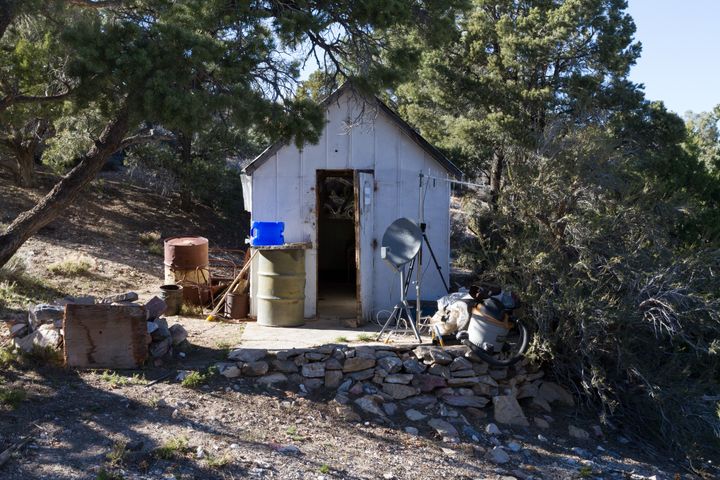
[356,333,374,343]
[138,231,161,245]
[47,255,94,276]
[0,256,61,314]
[139,231,163,256]
[204,453,231,469]
[99,371,147,388]
[179,302,203,316]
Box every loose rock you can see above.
[402,359,425,374]
[301,362,325,378]
[28,304,65,330]
[534,417,550,429]
[382,383,418,400]
[447,376,481,387]
[428,349,453,365]
[441,395,489,408]
[405,409,427,421]
[343,356,375,372]
[485,423,501,435]
[537,381,574,406]
[99,291,139,304]
[242,361,269,377]
[413,374,447,392]
[324,370,343,388]
[427,418,459,442]
[377,356,403,374]
[349,368,375,381]
[354,395,386,417]
[149,337,172,358]
[228,348,267,363]
[168,323,187,345]
[568,425,590,440]
[144,296,167,320]
[217,363,242,378]
[493,395,529,426]
[449,356,473,371]
[384,373,414,384]
[382,402,397,416]
[257,373,287,386]
[507,441,522,453]
[428,364,451,379]
[271,359,298,374]
[325,358,343,370]
[488,446,510,464]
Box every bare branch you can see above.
[0,87,73,114]
[66,0,123,8]
[118,131,175,151]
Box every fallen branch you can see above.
[144,371,172,388]
[0,436,33,468]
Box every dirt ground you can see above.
[0,170,708,479]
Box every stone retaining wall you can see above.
[218,343,574,426]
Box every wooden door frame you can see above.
[353,169,374,323]
[315,169,356,318]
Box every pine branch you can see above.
[118,132,175,151]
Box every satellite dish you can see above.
[381,218,422,268]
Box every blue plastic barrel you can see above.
[251,221,285,246]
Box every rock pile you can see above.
[219,344,573,424]
[8,292,188,364]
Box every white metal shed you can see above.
[242,83,461,324]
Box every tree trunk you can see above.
[0,0,17,40]
[178,132,193,211]
[489,147,504,209]
[0,108,129,267]
[14,150,35,188]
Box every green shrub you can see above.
[154,436,189,460]
[0,347,16,368]
[0,386,27,409]
[99,371,147,388]
[464,128,720,463]
[96,468,124,480]
[180,367,216,389]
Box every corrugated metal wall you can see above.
[249,91,451,319]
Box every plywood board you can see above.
[64,304,149,369]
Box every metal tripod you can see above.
[377,266,422,343]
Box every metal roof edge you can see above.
[243,82,462,178]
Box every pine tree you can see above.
[394,0,640,205]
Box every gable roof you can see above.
[243,82,462,178]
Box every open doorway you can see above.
[317,170,357,319]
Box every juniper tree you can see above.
[0,0,462,266]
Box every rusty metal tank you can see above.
[163,236,210,304]
[256,247,306,327]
